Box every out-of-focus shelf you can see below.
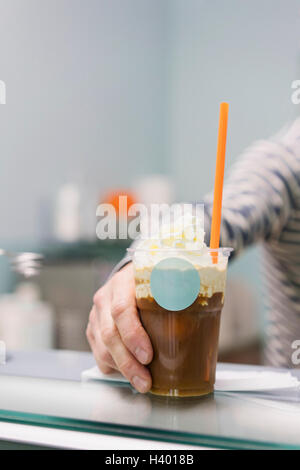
[40,239,131,264]
[34,240,132,352]
[2,239,132,352]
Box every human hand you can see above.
[86,263,153,393]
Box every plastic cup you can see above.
[128,246,232,397]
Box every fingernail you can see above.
[132,376,149,393]
[135,347,150,364]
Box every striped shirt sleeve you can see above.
[204,122,300,259]
[112,119,300,273]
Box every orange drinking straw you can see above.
[210,102,229,263]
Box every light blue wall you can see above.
[0,0,167,241]
[167,0,300,200]
[1,0,299,242]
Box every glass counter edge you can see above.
[0,409,295,450]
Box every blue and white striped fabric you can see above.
[204,119,300,367]
[114,119,300,368]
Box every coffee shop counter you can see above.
[0,350,299,450]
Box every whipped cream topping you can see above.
[132,213,229,300]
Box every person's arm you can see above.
[204,120,300,257]
[107,239,138,279]
[87,119,300,392]
[111,121,300,270]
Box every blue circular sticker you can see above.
[150,257,200,311]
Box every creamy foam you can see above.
[132,213,228,300]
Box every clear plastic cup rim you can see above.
[127,246,233,257]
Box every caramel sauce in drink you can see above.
[137,293,224,397]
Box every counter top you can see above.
[0,350,300,449]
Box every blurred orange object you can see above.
[101,190,137,217]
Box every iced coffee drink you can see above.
[129,214,231,397]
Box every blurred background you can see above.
[0,0,299,362]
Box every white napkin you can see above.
[82,366,128,383]
[214,370,300,392]
[81,366,300,392]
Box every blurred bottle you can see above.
[54,183,81,242]
[134,174,175,206]
[0,283,54,350]
[133,175,175,239]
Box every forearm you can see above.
[108,239,138,279]
[204,129,299,258]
